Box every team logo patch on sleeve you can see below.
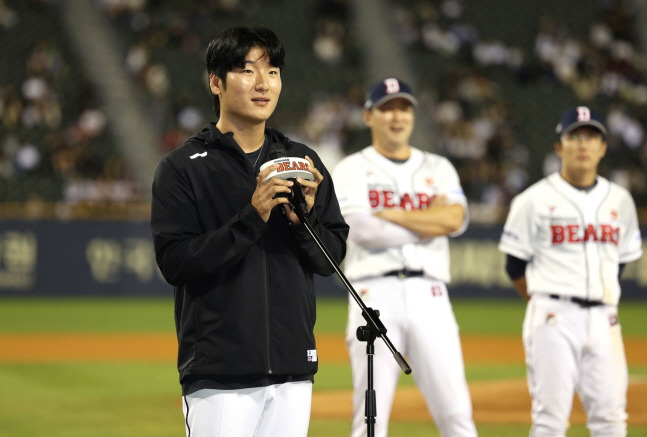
[307,349,318,362]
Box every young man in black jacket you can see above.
[151,26,348,437]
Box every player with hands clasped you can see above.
[151,27,348,437]
[333,78,477,437]
[498,106,643,437]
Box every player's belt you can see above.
[384,269,424,279]
[548,294,604,308]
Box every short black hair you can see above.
[206,27,285,116]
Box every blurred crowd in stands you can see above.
[388,0,647,217]
[2,0,647,221]
[1,0,140,216]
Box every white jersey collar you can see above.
[547,172,610,203]
[366,145,423,168]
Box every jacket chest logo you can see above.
[190,152,207,159]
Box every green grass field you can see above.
[0,296,645,436]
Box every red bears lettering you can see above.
[551,224,619,245]
[400,193,414,210]
[382,191,396,208]
[275,160,307,173]
[369,190,380,208]
[584,224,598,242]
[417,193,431,208]
[551,225,565,243]
[367,190,436,210]
[600,224,619,244]
[567,224,580,242]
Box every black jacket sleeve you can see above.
[151,156,269,285]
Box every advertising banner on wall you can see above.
[0,221,645,298]
[0,220,166,296]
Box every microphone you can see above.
[260,143,313,219]
[268,142,287,161]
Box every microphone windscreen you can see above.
[269,142,287,160]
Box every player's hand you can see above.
[373,194,449,223]
[252,164,293,222]
[373,208,406,226]
[373,193,462,238]
[301,155,322,212]
[283,155,322,224]
[430,194,448,207]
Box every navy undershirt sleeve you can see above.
[505,254,527,280]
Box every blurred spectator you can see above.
[313,0,350,64]
[0,0,18,29]
[14,142,41,174]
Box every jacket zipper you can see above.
[260,241,272,374]
[254,141,273,374]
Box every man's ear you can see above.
[554,141,562,158]
[363,109,372,127]
[209,74,222,95]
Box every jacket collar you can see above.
[196,123,290,152]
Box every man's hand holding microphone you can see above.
[251,143,323,224]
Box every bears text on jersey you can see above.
[368,189,434,210]
[551,223,619,245]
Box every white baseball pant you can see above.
[346,276,477,437]
[182,381,312,437]
[524,295,628,437]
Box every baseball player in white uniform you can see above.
[498,106,643,437]
[333,78,477,437]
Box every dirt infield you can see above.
[1,333,646,424]
[312,379,647,425]
[315,334,647,425]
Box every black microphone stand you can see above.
[288,189,411,437]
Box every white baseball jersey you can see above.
[332,146,468,283]
[499,172,643,305]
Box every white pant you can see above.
[524,295,627,437]
[346,276,477,437]
[182,381,312,437]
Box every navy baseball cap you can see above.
[555,106,607,136]
[364,78,418,110]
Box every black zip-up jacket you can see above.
[151,123,348,386]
